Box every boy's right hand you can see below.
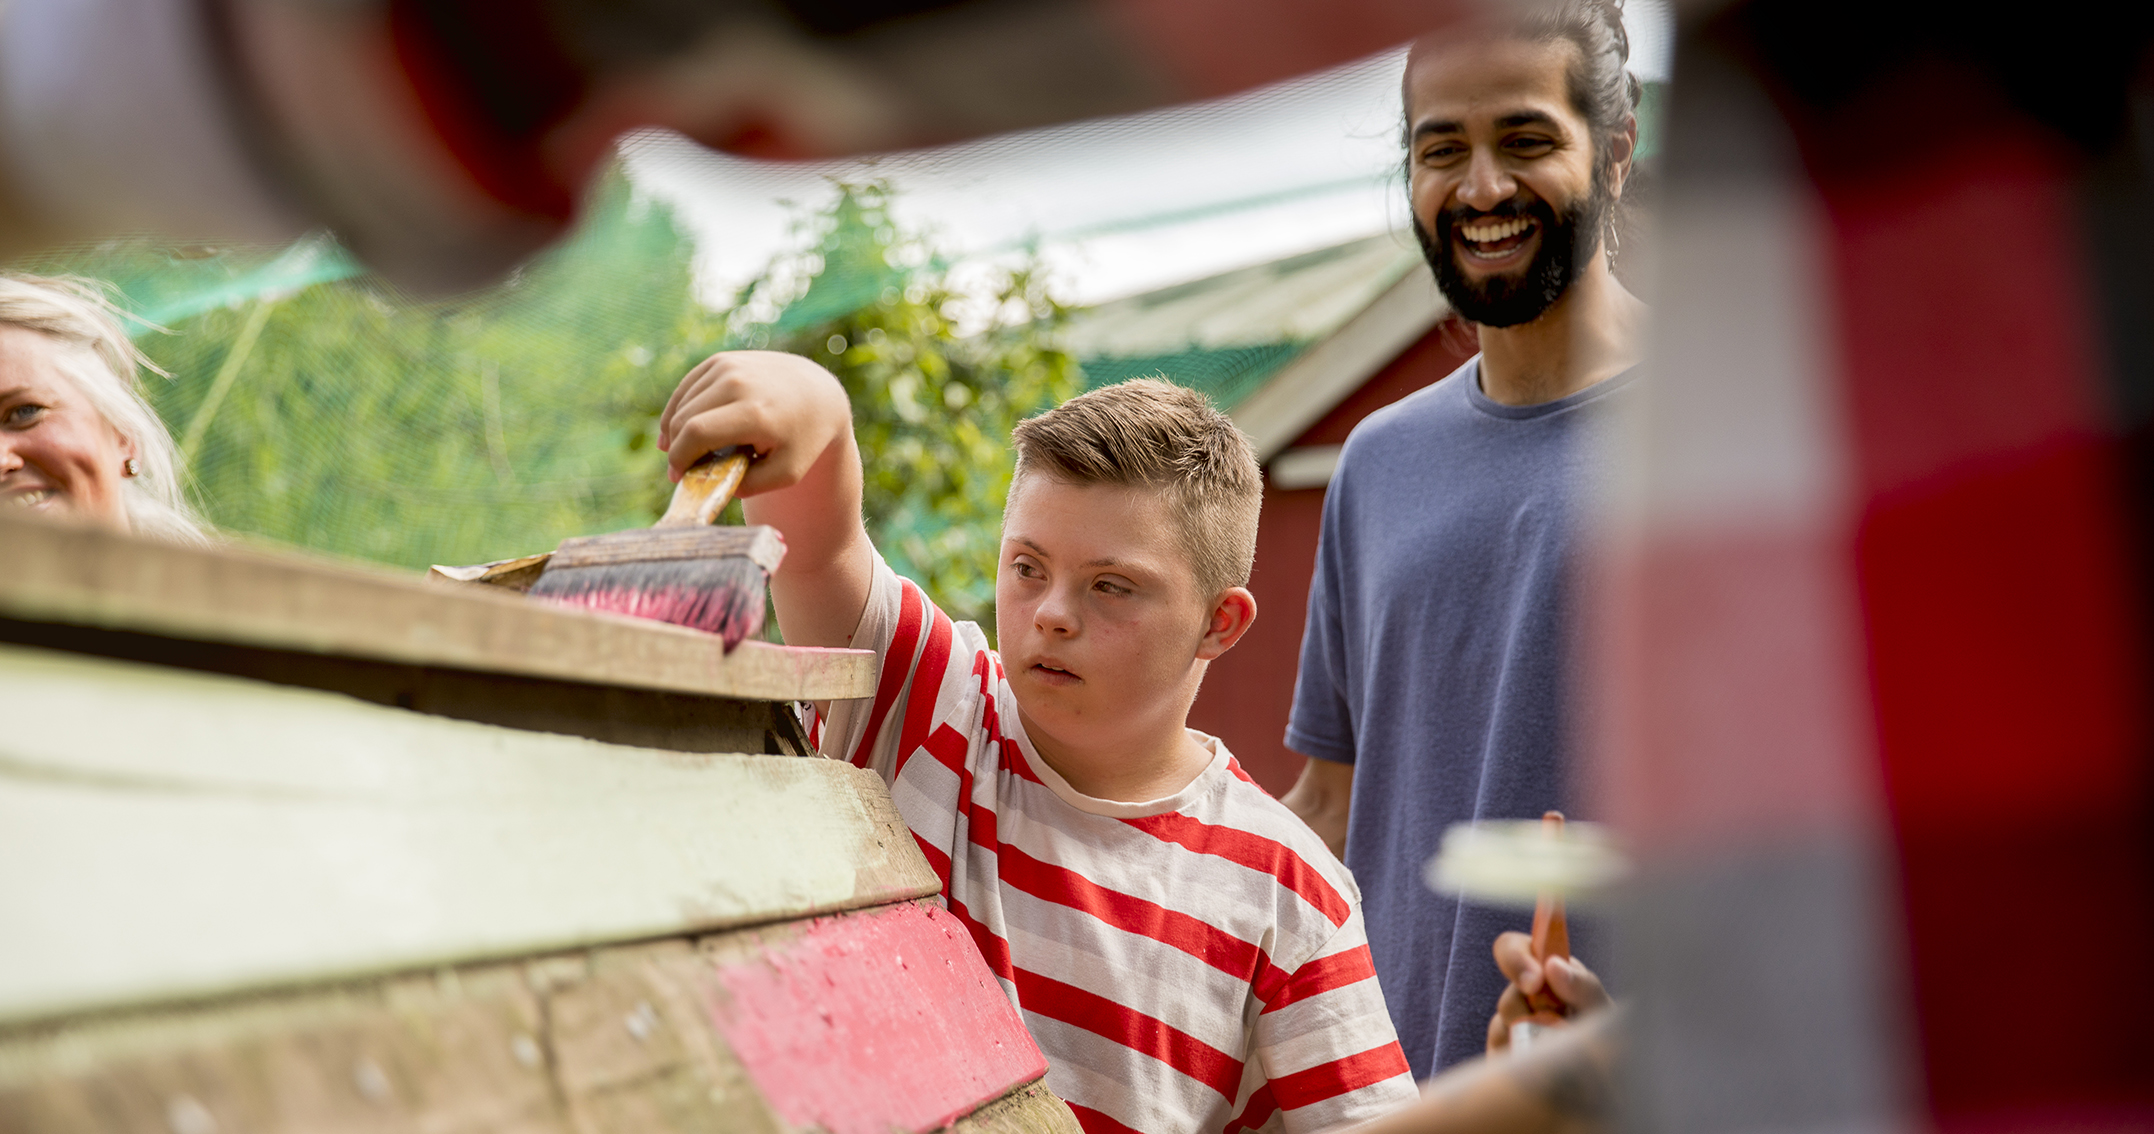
[657,350,872,653]
[657,350,853,500]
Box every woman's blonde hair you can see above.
[0,274,206,543]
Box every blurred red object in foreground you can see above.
[0,0,1466,292]
[1595,4,2154,1131]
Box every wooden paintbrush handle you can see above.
[1530,811,1572,963]
[658,448,751,528]
[1525,811,1571,1014]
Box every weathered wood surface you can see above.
[548,525,786,572]
[0,645,938,1028]
[700,903,1046,1134]
[946,1083,1083,1134]
[0,514,873,704]
[0,619,814,754]
[0,904,1073,1134]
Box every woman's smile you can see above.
[5,485,58,510]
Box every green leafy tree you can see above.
[15,174,1076,634]
[675,182,1081,626]
[14,173,728,569]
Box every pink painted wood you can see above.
[707,901,1046,1134]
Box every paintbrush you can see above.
[1423,810,1625,1052]
[524,447,785,651]
[1510,811,1572,1051]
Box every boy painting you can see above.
[658,355,1416,1133]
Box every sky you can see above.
[624,1,1674,310]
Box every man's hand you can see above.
[1280,755,1353,859]
[657,351,872,652]
[1487,933,1609,1055]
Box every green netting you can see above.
[7,174,1077,629]
[1635,81,1666,162]
[767,188,912,332]
[1079,341,1311,412]
[107,238,364,332]
[732,183,1080,626]
[14,175,729,569]
[4,66,1668,575]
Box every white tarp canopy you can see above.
[624,0,1673,311]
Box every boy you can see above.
[658,352,1416,1134]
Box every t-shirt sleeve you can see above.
[809,553,988,871]
[1284,473,1357,764]
[1253,908,1418,1132]
[810,552,905,768]
[813,551,974,772]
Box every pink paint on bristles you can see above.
[530,558,767,651]
[547,586,758,637]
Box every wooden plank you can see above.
[0,618,797,754]
[699,903,1047,1134]
[540,943,790,1134]
[0,963,568,1134]
[0,906,1070,1134]
[0,514,874,704]
[548,525,786,572]
[0,645,939,1027]
[1230,266,1448,462]
[947,1083,1084,1134]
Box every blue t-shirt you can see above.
[1286,356,1634,1078]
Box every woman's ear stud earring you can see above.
[122,458,139,477]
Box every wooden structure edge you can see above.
[0,903,1074,1134]
[0,515,873,704]
[0,645,938,1027]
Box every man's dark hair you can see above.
[1519,0,1643,176]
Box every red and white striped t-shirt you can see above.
[811,558,1417,1134]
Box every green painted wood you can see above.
[0,645,938,1027]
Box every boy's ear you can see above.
[1196,586,1258,661]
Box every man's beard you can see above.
[1415,174,1612,329]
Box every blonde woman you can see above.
[0,274,204,543]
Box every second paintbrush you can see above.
[527,447,785,651]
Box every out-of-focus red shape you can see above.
[1815,88,2154,1126]
[386,0,580,221]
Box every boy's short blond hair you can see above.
[1010,378,1261,598]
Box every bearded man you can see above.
[1279,0,1649,1078]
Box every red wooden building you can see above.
[1194,324,1478,795]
